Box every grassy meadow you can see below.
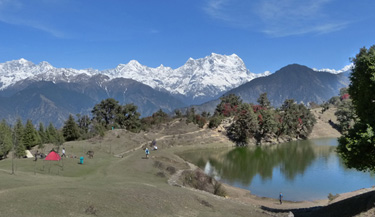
[0,121,271,217]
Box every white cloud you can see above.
[204,0,232,23]
[0,0,67,38]
[204,0,350,37]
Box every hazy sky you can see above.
[1,0,374,73]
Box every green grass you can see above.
[0,122,268,217]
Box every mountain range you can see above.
[0,54,351,126]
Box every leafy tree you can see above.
[151,109,170,125]
[116,104,141,132]
[92,98,121,129]
[92,119,105,138]
[257,93,271,109]
[0,120,13,159]
[335,99,356,133]
[201,111,210,118]
[278,99,299,137]
[328,96,341,106]
[77,114,91,134]
[174,109,182,118]
[215,94,242,117]
[13,118,25,158]
[349,46,375,124]
[194,115,207,128]
[340,87,349,97]
[208,115,223,129]
[186,107,196,124]
[62,114,81,141]
[295,104,316,138]
[227,104,258,146]
[256,109,277,143]
[23,119,40,149]
[337,45,375,172]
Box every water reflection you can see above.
[179,138,375,201]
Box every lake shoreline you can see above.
[170,136,375,215]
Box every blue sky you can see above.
[0,0,374,74]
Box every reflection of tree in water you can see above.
[208,141,317,185]
[278,140,316,180]
[178,140,342,186]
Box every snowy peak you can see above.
[0,59,99,89]
[0,54,269,104]
[313,64,353,74]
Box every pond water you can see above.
[179,138,375,201]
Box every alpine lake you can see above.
[178,138,375,201]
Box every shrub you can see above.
[328,193,339,201]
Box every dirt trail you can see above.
[308,108,341,139]
[114,128,206,158]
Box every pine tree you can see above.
[23,119,39,149]
[46,122,58,144]
[62,114,81,141]
[0,120,13,159]
[13,118,25,158]
[38,122,47,146]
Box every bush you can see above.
[328,193,339,201]
[213,181,226,197]
[166,166,176,175]
[208,116,223,129]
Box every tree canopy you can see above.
[212,93,316,146]
[337,45,375,172]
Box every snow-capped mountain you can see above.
[313,64,353,74]
[0,53,269,105]
[104,53,270,104]
[0,58,99,90]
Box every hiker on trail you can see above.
[61,148,66,158]
[34,150,38,161]
[279,192,283,204]
[151,139,156,147]
[145,148,150,159]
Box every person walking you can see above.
[279,192,283,204]
[145,148,149,159]
[61,148,66,158]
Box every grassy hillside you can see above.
[0,121,271,217]
[1,118,373,217]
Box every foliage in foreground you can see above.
[337,45,375,172]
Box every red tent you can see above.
[45,151,61,161]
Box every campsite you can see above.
[1,121,275,217]
[1,115,375,217]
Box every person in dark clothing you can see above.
[279,192,283,204]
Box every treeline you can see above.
[0,119,63,159]
[0,94,317,158]
[0,98,172,160]
[208,93,316,146]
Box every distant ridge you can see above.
[189,63,350,114]
[0,53,269,105]
[0,56,350,127]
